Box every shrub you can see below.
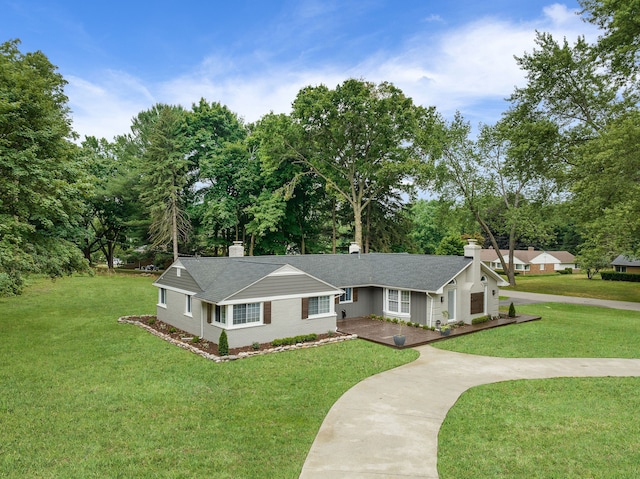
[218,330,229,356]
[601,271,640,282]
[558,267,573,275]
[168,327,177,334]
[191,336,200,344]
[508,302,516,318]
[270,334,318,348]
[251,342,260,350]
[147,318,156,325]
[472,315,491,325]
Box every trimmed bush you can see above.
[218,330,229,356]
[472,315,491,325]
[601,271,640,282]
[508,302,516,318]
[271,334,318,348]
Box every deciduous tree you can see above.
[0,40,89,294]
[289,79,427,249]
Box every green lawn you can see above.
[439,377,640,478]
[436,302,640,358]
[0,275,418,478]
[503,272,640,302]
[436,303,640,478]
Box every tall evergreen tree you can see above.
[137,105,193,261]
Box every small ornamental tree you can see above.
[508,302,517,318]
[218,330,229,356]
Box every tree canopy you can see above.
[4,5,640,296]
[0,39,89,294]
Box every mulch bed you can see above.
[129,315,348,356]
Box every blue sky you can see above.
[2,1,598,140]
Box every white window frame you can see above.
[214,304,226,325]
[232,303,262,326]
[339,287,353,304]
[308,296,331,317]
[158,288,167,307]
[185,294,193,317]
[385,289,411,317]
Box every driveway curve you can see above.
[299,345,640,479]
[500,290,640,311]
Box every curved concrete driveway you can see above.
[300,346,640,478]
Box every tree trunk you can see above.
[172,199,179,261]
[249,233,255,256]
[365,202,371,254]
[474,210,516,286]
[353,203,363,250]
[332,199,337,254]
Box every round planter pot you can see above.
[393,334,406,346]
[440,329,451,337]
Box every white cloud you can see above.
[66,71,155,140]
[66,3,600,140]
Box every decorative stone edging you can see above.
[117,315,358,363]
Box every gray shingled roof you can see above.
[170,253,473,302]
[611,254,640,267]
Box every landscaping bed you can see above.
[120,315,353,360]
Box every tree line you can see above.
[1,0,638,293]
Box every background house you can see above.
[611,255,640,274]
[481,247,576,275]
[153,240,507,349]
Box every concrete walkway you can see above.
[300,347,640,478]
[500,290,640,311]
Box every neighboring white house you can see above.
[153,240,508,349]
[481,247,577,275]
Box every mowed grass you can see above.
[0,274,418,478]
[439,377,640,479]
[435,302,640,358]
[503,272,640,302]
[436,303,640,478]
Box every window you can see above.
[386,289,410,315]
[159,288,167,306]
[233,303,261,325]
[215,304,226,324]
[308,296,331,316]
[185,295,192,316]
[339,288,352,303]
